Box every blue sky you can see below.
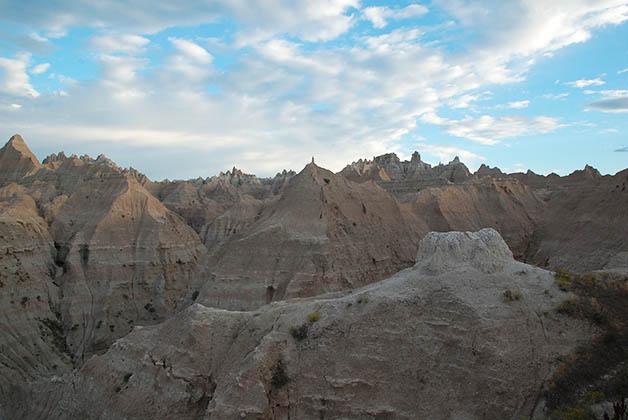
[0,0,627,180]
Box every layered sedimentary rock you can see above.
[520,168,628,271]
[0,136,206,394]
[404,179,544,259]
[340,152,471,197]
[9,229,589,420]
[148,168,295,233]
[0,184,70,401]
[197,162,422,310]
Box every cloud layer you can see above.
[0,0,627,178]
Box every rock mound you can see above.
[416,228,513,274]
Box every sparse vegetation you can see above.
[544,271,628,412]
[290,323,308,341]
[271,361,288,389]
[307,311,320,323]
[503,289,522,303]
[20,296,29,307]
[323,178,330,184]
[356,295,369,304]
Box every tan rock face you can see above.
[0,185,71,399]
[0,137,206,385]
[0,134,42,184]
[197,162,421,311]
[520,168,628,271]
[11,230,590,420]
[0,135,626,419]
[405,180,544,259]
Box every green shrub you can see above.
[543,271,628,411]
[503,290,513,303]
[271,361,288,389]
[290,324,308,341]
[307,311,320,323]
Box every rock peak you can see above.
[415,228,513,275]
[4,134,39,162]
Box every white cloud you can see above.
[0,0,626,179]
[542,92,569,100]
[565,78,605,88]
[168,38,213,63]
[90,34,150,55]
[600,128,618,133]
[0,56,39,97]
[619,67,628,74]
[363,4,428,28]
[599,89,628,97]
[30,62,50,74]
[421,113,563,145]
[417,144,485,168]
[508,100,529,109]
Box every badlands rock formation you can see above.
[0,134,626,420]
[8,229,589,420]
[344,151,628,272]
[196,162,421,311]
[0,135,206,401]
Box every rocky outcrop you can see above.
[148,168,295,233]
[415,228,515,274]
[340,152,471,193]
[404,180,544,259]
[197,162,422,310]
[523,168,628,271]
[0,134,42,184]
[0,136,207,395]
[10,230,590,420]
[0,184,70,401]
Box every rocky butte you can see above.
[0,134,627,419]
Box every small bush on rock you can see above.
[307,311,320,323]
[290,324,308,341]
[271,361,288,389]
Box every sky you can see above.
[0,0,627,180]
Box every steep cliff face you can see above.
[522,168,628,271]
[197,162,422,311]
[405,180,544,259]
[0,184,70,401]
[46,172,206,360]
[11,230,590,420]
[0,137,207,385]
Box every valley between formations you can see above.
[0,134,627,419]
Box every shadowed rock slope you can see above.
[344,151,628,272]
[7,229,590,420]
[0,136,206,401]
[196,162,422,310]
